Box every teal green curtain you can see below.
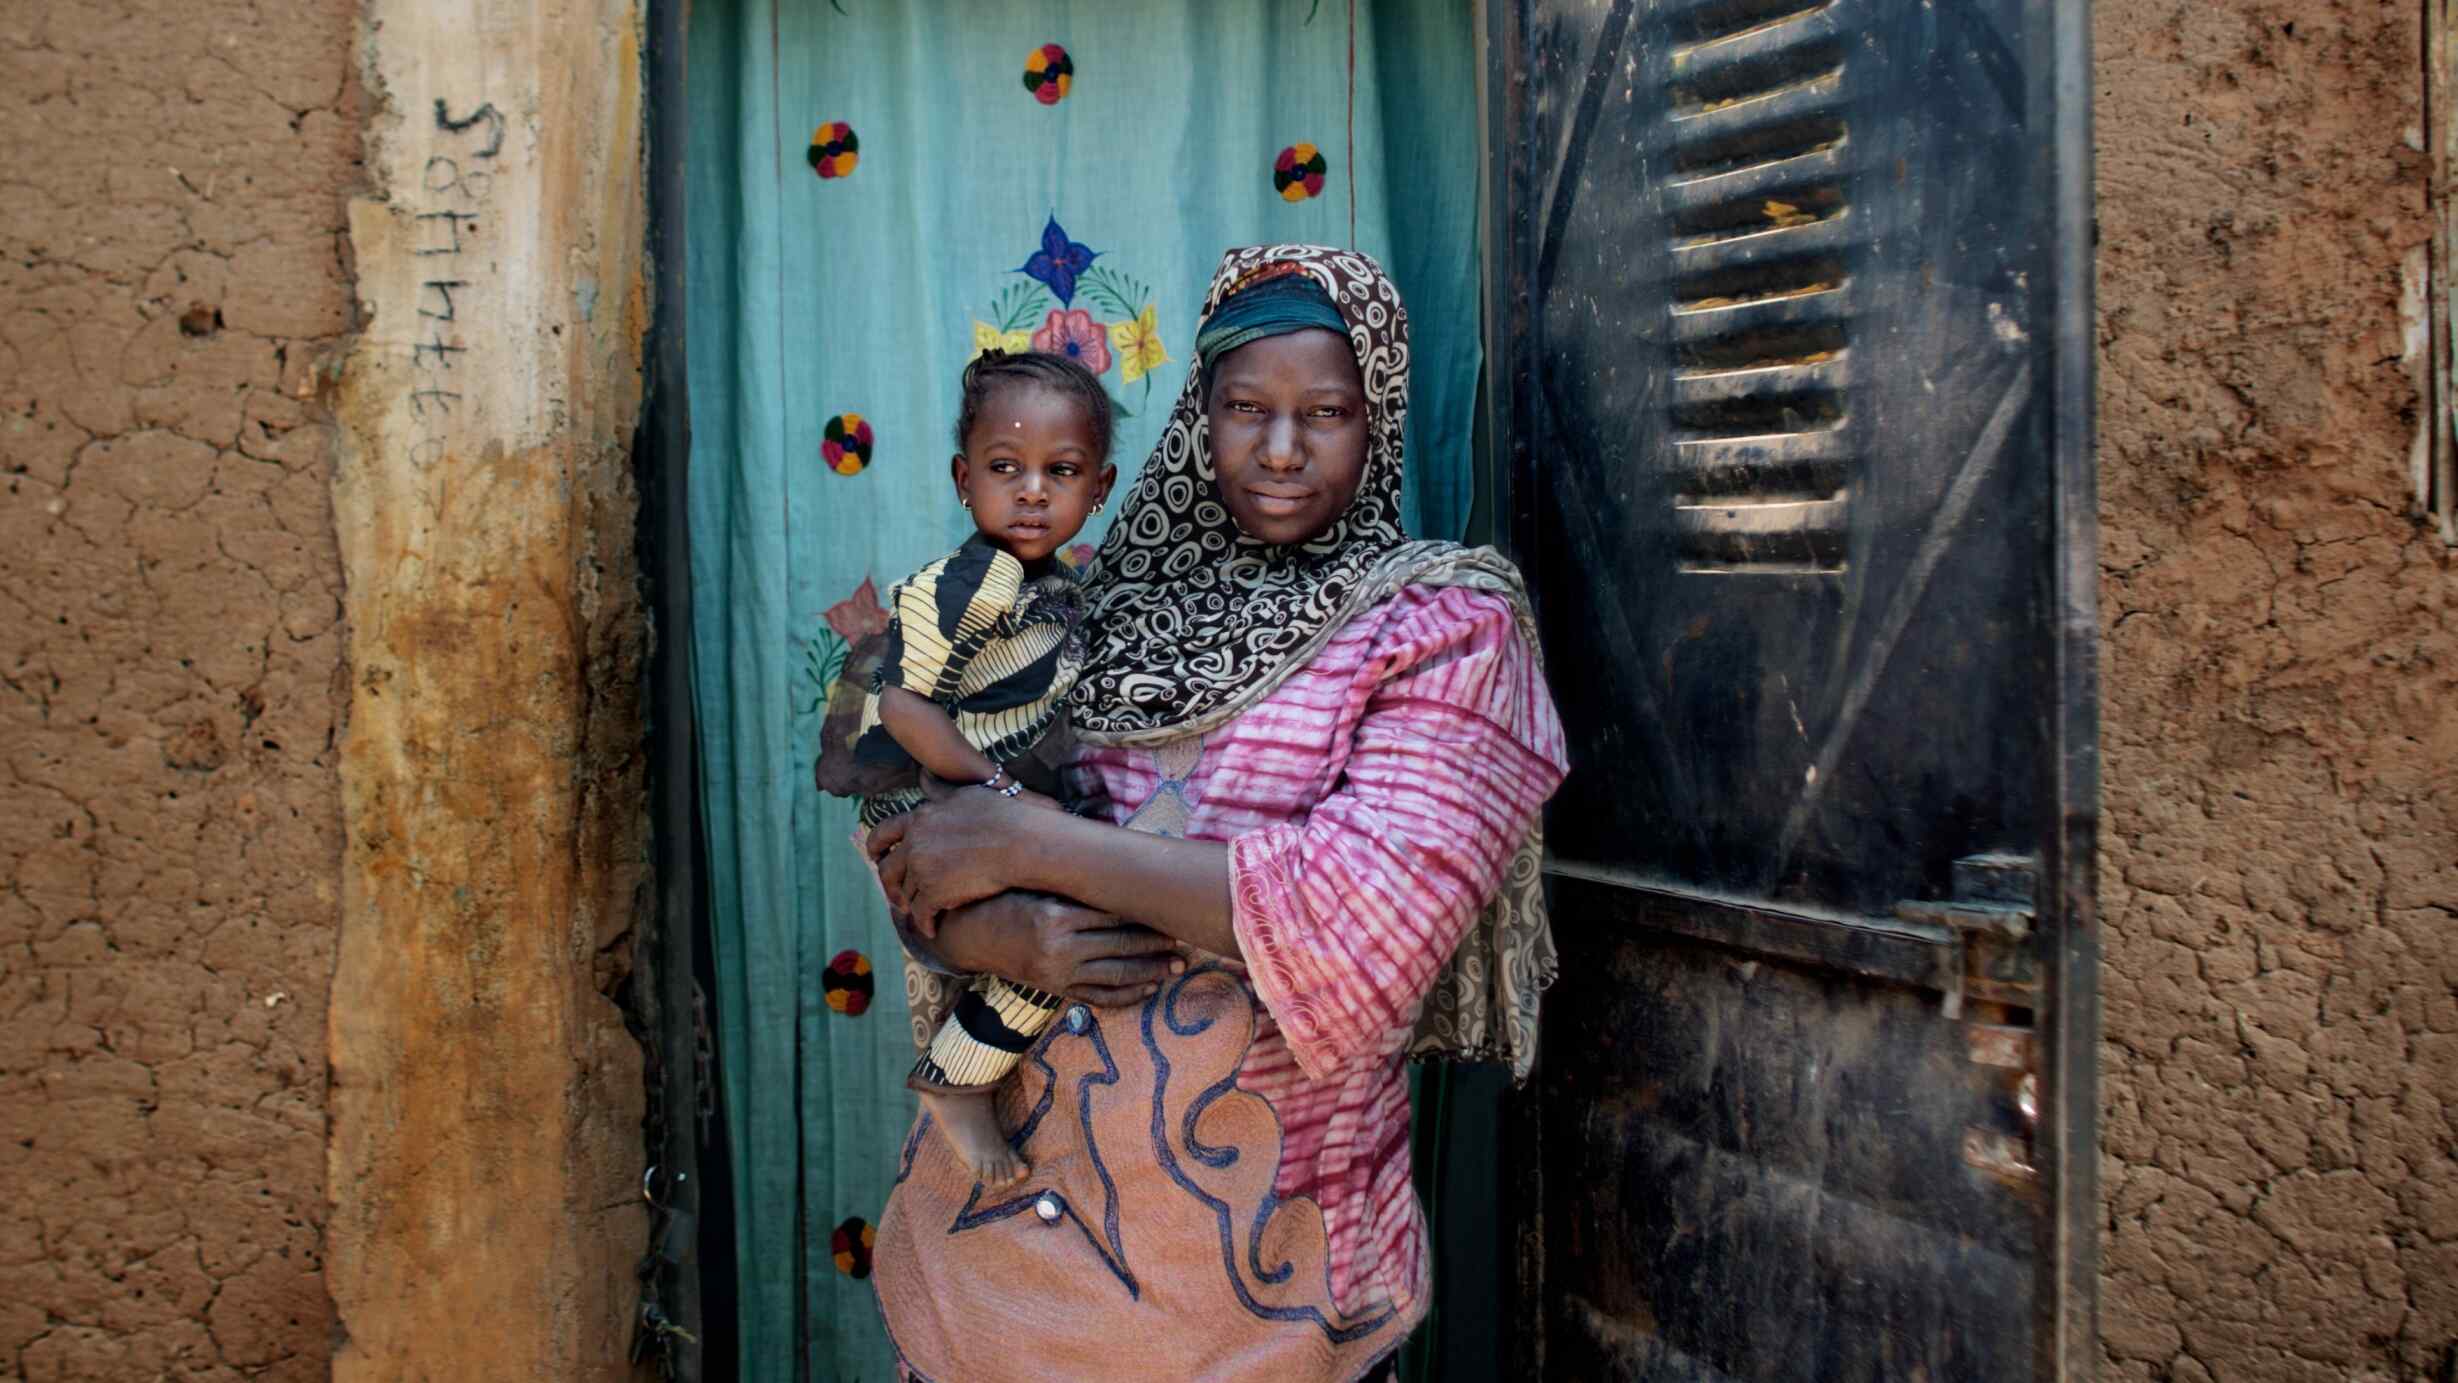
[685,3,1480,1376]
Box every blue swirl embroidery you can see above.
[1170,977,1243,1171]
[1144,966,1397,1343]
[944,1017,1138,1299]
[894,1109,934,1187]
[1165,976,1295,1287]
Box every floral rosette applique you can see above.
[823,948,876,1016]
[966,215,1172,418]
[1274,142,1328,202]
[808,121,859,179]
[820,413,873,475]
[1022,44,1073,105]
[831,1216,876,1278]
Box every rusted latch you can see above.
[1896,852,2038,1022]
[1897,853,2041,1186]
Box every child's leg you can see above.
[909,976,1061,1188]
[911,976,1062,1090]
[919,1085,1026,1189]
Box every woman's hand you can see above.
[875,778,1240,960]
[868,790,1039,932]
[923,891,1183,1006]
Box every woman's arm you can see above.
[868,796,1239,957]
[878,587,1568,1078]
[876,686,1002,786]
[904,887,1187,1004]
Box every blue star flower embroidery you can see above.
[1018,216,1099,307]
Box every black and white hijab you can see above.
[1075,243,1559,1082]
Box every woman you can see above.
[865,245,1566,1382]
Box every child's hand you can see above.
[1013,788,1065,812]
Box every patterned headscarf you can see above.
[1074,244,1559,1083]
[1073,245,1417,742]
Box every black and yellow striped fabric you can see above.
[851,533,1086,828]
[851,535,1085,1096]
[908,977,1063,1092]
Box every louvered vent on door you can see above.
[1660,0,1859,574]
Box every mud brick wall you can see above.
[7,0,2456,1379]
[3,0,656,1375]
[0,1,360,1377]
[2096,2,2458,1379]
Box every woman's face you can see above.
[1204,327,1369,546]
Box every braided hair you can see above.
[953,349,1115,461]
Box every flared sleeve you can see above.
[1227,586,1567,1081]
[879,538,1024,706]
[851,538,1024,771]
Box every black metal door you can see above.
[1486,0,2096,1377]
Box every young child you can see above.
[841,348,1115,1188]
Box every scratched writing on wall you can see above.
[408,98,504,467]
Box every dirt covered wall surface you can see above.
[2097,1,2458,1378]
[0,1,358,1377]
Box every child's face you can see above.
[953,384,1113,562]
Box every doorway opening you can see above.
[640,1,2097,1379]
[646,2,1514,1376]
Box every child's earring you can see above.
[960,495,972,509]
[1093,500,1104,514]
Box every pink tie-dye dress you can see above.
[875,583,1565,1380]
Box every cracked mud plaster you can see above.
[1,0,362,1377]
[323,0,651,1379]
[2097,2,2458,1379]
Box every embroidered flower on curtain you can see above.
[1017,216,1098,306]
[1079,266,1167,406]
[968,228,1171,420]
[801,576,888,718]
[801,632,846,717]
[823,577,889,643]
[970,320,1033,360]
[1106,303,1169,385]
[1032,307,1113,375]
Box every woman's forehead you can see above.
[1207,328,1361,383]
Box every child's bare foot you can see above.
[922,1088,1028,1189]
